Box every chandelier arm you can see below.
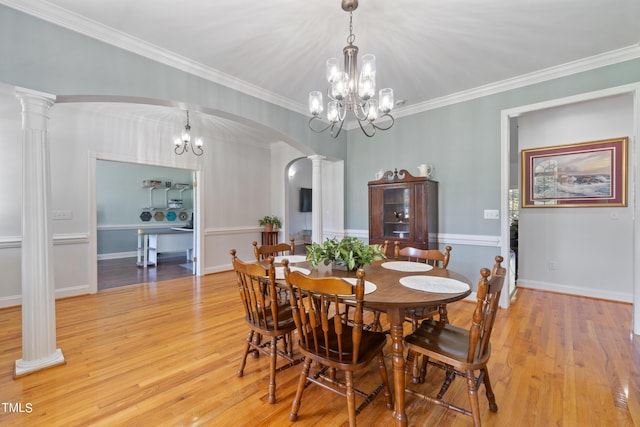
[338,102,348,122]
[192,145,204,156]
[330,119,345,139]
[356,118,376,138]
[308,116,334,134]
[352,101,368,121]
[175,144,187,155]
[371,113,395,131]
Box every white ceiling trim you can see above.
[396,44,640,119]
[3,0,640,122]
[0,0,307,115]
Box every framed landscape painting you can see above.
[521,137,628,207]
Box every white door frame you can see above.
[500,83,639,335]
[88,152,203,293]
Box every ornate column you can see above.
[308,155,326,243]
[15,88,65,377]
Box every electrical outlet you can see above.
[483,209,499,220]
[548,261,557,270]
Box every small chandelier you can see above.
[308,0,395,138]
[174,110,203,156]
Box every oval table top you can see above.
[275,259,472,310]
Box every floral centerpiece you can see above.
[305,237,386,271]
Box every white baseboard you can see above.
[0,284,93,309]
[205,263,233,275]
[517,279,632,303]
[0,294,21,309]
[97,251,138,260]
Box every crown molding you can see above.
[3,1,639,121]
[0,0,309,116]
[395,44,640,118]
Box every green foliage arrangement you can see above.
[305,237,386,271]
[258,215,282,229]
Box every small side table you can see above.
[261,231,278,246]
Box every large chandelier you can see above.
[308,0,394,138]
[174,110,204,156]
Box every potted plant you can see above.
[306,237,386,271]
[258,215,282,232]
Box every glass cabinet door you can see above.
[383,187,410,239]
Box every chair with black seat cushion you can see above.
[283,259,393,426]
[404,255,506,427]
[252,238,295,261]
[230,249,301,404]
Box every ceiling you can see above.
[3,0,640,127]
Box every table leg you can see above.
[143,235,149,268]
[387,308,408,426]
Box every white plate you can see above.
[399,276,469,294]
[272,255,307,263]
[340,278,377,296]
[275,266,310,280]
[381,261,433,272]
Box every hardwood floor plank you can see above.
[0,274,638,426]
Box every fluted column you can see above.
[308,155,326,243]
[15,88,65,377]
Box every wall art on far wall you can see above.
[521,137,628,207]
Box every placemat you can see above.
[399,275,469,293]
[381,261,433,272]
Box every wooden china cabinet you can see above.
[368,169,438,256]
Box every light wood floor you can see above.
[1,272,638,426]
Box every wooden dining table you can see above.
[271,256,472,426]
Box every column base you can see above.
[14,349,65,378]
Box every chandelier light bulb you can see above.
[194,137,204,148]
[181,127,191,143]
[358,74,375,99]
[331,72,349,100]
[379,88,394,114]
[327,101,339,123]
[366,99,378,121]
[309,91,323,116]
[326,58,340,83]
[360,54,376,76]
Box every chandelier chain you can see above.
[347,12,355,45]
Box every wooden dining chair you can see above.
[252,238,295,261]
[404,256,506,427]
[230,249,301,404]
[283,259,393,426]
[394,244,453,328]
[394,242,452,267]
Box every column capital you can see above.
[307,155,326,164]
[16,87,56,131]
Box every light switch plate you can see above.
[52,210,73,220]
[483,209,499,220]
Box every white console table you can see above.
[137,228,193,268]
